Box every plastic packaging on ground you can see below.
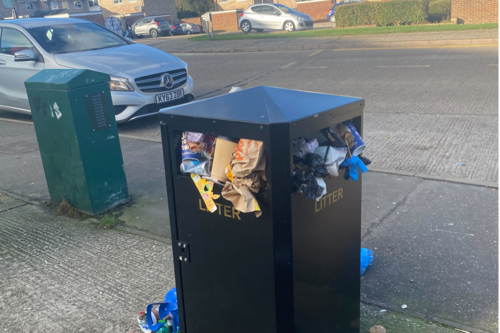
[361,248,374,276]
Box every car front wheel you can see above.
[284,21,295,32]
[241,20,252,34]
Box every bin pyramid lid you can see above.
[160,86,362,124]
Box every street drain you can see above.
[0,141,39,155]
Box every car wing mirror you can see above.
[14,49,36,62]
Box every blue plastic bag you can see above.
[360,248,374,276]
[164,287,180,331]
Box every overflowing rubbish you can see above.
[294,137,319,158]
[192,174,219,213]
[178,114,370,215]
[138,287,180,333]
[342,121,366,157]
[360,248,374,276]
[314,146,347,177]
[401,304,408,309]
[222,139,266,217]
[340,156,368,181]
[293,167,325,200]
[292,120,370,199]
[211,137,238,182]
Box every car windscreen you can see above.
[28,23,128,55]
[273,4,296,13]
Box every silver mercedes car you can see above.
[238,4,313,33]
[0,18,194,123]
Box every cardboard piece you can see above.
[211,138,238,182]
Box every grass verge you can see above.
[189,23,498,42]
[99,214,117,229]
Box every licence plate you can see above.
[155,89,184,104]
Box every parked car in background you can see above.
[327,0,363,27]
[180,23,201,35]
[0,18,194,123]
[132,16,170,38]
[170,24,185,36]
[239,4,313,33]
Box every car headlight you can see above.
[181,61,189,76]
[110,75,134,91]
[295,16,304,21]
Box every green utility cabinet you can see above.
[25,69,129,214]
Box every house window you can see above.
[74,1,82,8]
[219,0,227,3]
[88,0,98,7]
[129,0,136,3]
[51,2,59,9]
[2,0,13,8]
[113,0,122,4]
[26,2,35,10]
[61,1,68,8]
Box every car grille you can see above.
[305,21,313,27]
[134,69,187,93]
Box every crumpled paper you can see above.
[222,139,265,217]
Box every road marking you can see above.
[332,44,498,52]
[308,49,324,57]
[282,62,296,69]
[488,64,498,66]
[299,66,328,69]
[119,134,161,143]
[377,65,430,68]
[0,117,33,125]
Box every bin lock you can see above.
[177,241,190,263]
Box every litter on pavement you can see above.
[138,288,179,333]
[361,248,374,276]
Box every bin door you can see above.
[174,176,277,333]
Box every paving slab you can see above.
[361,179,498,332]
[0,192,26,212]
[0,203,176,332]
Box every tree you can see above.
[176,0,214,17]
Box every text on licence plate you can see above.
[156,89,184,104]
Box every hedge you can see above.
[428,0,452,22]
[336,0,430,28]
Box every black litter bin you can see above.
[160,86,364,333]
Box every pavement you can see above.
[136,29,498,53]
[0,119,497,332]
[0,193,470,333]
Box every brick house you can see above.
[1,0,177,24]
[451,0,498,24]
[0,0,102,19]
[98,0,177,23]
